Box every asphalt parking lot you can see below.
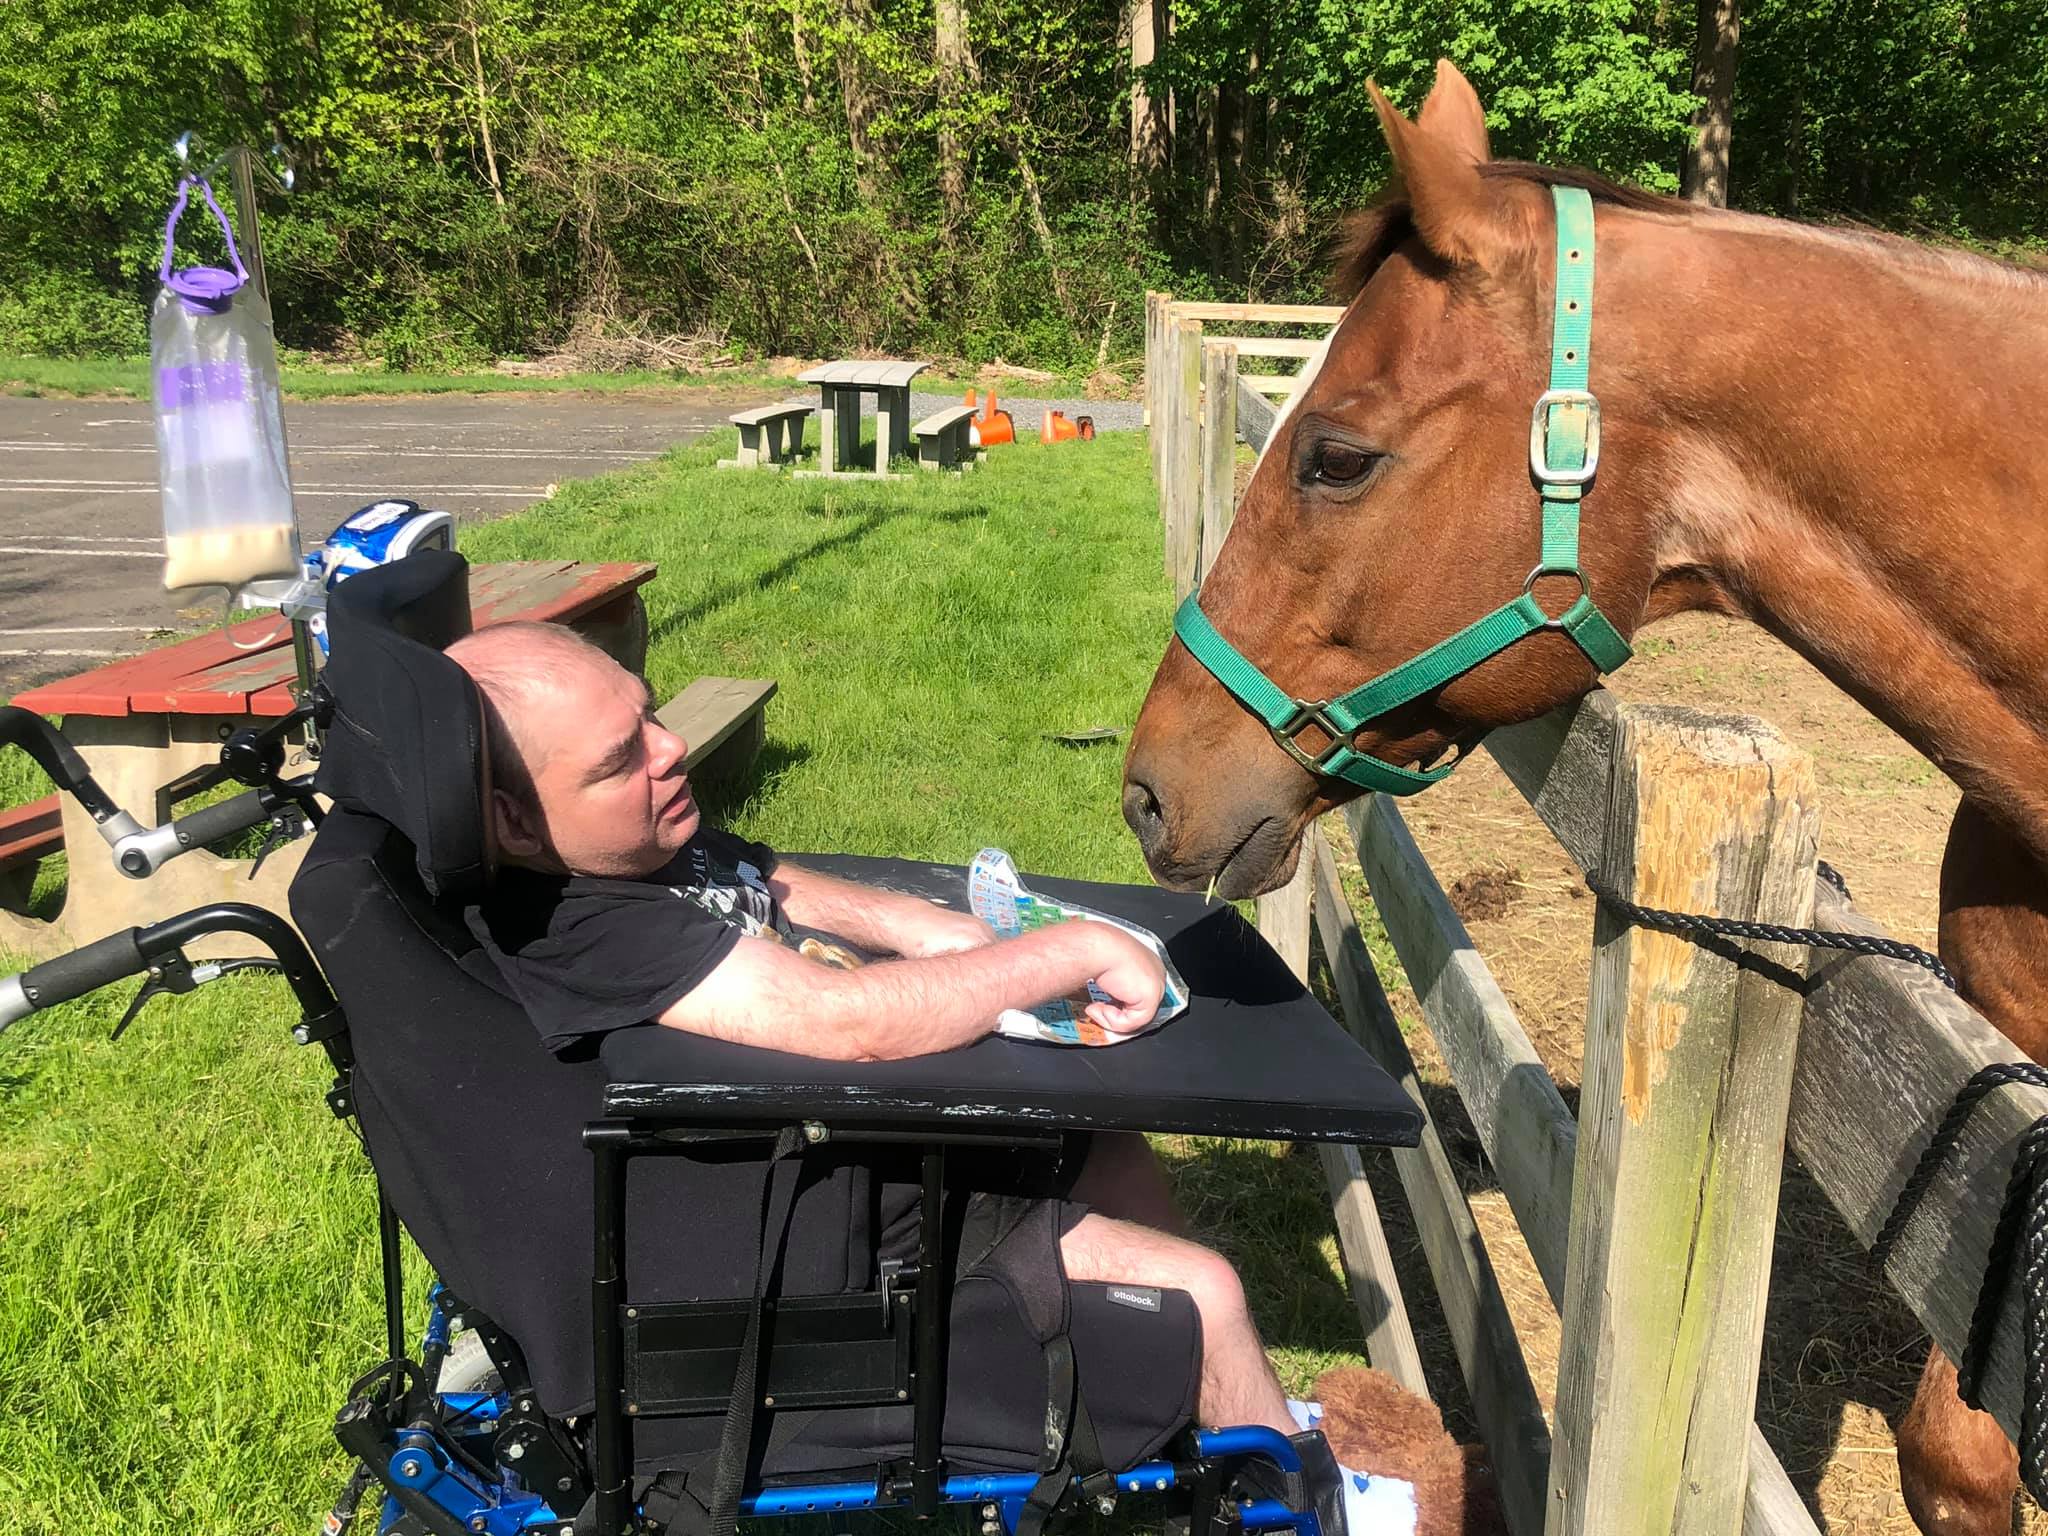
[0,391,742,696]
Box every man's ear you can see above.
[1415,59,1491,164]
[491,785,547,864]
[1369,76,1525,272]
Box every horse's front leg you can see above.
[1897,797,2048,1534]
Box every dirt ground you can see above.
[1324,609,2043,1533]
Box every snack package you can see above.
[967,848,1190,1046]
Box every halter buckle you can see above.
[1273,699,1349,776]
[1529,389,1601,485]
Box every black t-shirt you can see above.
[465,827,785,1054]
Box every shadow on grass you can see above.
[647,503,989,646]
[1157,1137,1374,1361]
[695,741,814,823]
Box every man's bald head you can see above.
[446,622,699,877]
[447,622,624,811]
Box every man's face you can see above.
[504,652,699,877]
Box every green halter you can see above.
[1172,184,1633,796]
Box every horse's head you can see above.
[1125,61,1678,897]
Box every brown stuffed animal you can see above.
[1309,1367,1507,1536]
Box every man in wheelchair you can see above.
[253,553,1423,1536]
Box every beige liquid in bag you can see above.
[161,524,302,593]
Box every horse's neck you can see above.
[1636,214,2048,855]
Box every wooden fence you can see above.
[1150,296,2048,1531]
[1143,291,1342,603]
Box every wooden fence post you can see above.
[1198,341,1237,587]
[1546,709,1820,1536]
[1167,316,1203,598]
[1145,291,1165,478]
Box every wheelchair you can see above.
[0,552,1422,1536]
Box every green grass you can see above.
[0,432,1366,1533]
[0,354,1106,402]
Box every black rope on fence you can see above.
[1581,868,1958,992]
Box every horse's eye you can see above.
[1311,442,1378,486]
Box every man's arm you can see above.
[770,861,994,957]
[658,919,1164,1061]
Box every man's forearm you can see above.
[772,862,966,954]
[668,922,1107,1061]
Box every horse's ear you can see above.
[1369,79,1519,271]
[1415,60,1490,164]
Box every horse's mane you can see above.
[1329,162,1673,299]
[1329,159,2046,299]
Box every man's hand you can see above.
[1069,921,1167,1035]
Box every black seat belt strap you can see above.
[708,1125,806,1536]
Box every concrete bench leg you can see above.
[784,414,807,459]
[735,422,764,469]
[765,417,786,463]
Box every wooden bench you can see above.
[720,403,815,470]
[914,404,979,471]
[0,794,62,912]
[657,676,778,785]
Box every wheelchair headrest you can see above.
[314,550,489,902]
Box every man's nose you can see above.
[647,721,690,775]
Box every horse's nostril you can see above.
[1122,777,1166,845]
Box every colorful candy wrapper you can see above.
[967,848,1190,1046]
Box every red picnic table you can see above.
[1,560,655,959]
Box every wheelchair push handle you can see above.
[0,704,141,841]
[0,902,338,1036]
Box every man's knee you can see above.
[1061,1213,1248,1325]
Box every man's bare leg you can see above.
[1068,1132,1185,1235]
[1059,1212,1292,1434]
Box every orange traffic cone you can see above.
[1040,409,1080,444]
[972,388,1015,448]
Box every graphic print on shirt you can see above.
[670,845,784,940]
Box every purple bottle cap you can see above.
[166,264,246,312]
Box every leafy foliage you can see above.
[0,0,2041,367]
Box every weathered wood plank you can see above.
[1312,830,1551,1536]
[1550,708,1819,1536]
[1236,378,1278,454]
[1168,301,1346,323]
[1350,795,1822,1536]
[1483,690,1619,875]
[1169,317,1204,602]
[1791,882,2041,1438]
[1240,373,1299,397]
[1319,1139,1430,1396]
[1198,341,1237,587]
[1206,335,1325,359]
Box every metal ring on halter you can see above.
[1522,564,1590,626]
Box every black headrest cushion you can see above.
[315,550,489,903]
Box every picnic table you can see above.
[798,359,930,476]
[1,560,655,959]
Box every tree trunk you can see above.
[1129,0,1169,207]
[793,0,817,114]
[936,0,970,240]
[1223,79,1247,284]
[466,21,507,212]
[1680,0,1740,206]
[1202,85,1225,274]
[839,0,884,201]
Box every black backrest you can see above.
[290,557,876,1415]
[315,550,488,903]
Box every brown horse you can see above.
[1122,59,2048,1536]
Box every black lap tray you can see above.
[602,854,1421,1148]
